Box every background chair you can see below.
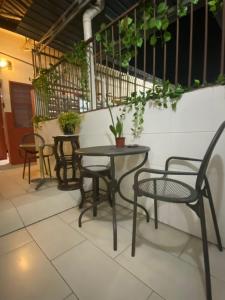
[78,164,111,226]
[20,133,53,184]
[132,121,225,300]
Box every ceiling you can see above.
[0,0,138,52]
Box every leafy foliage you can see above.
[64,41,89,95]
[208,0,224,15]
[58,111,82,134]
[216,74,225,85]
[32,68,59,103]
[32,115,51,129]
[121,81,185,136]
[109,117,124,138]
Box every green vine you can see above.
[94,1,224,137]
[208,0,224,15]
[32,68,59,103]
[121,80,185,136]
[64,41,89,97]
[32,115,51,129]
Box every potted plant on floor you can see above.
[58,111,82,135]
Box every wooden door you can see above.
[7,81,34,164]
[0,82,7,160]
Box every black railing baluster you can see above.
[203,0,208,84]
[188,3,193,87]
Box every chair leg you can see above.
[43,157,48,175]
[153,180,158,229]
[93,177,99,217]
[79,176,85,209]
[47,156,52,178]
[154,199,158,229]
[28,159,31,184]
[132,190,138,257]
[199,196,212,300]
[205,178,223,251]
[22,152,27,179]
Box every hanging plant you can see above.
[121,80,185,136]
[64,41,89,97]
[208,0,224,15]
[32,115,51,129]
[32,68,59,103]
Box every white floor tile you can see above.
[0,170,27,199]
[0,199,24,236]
[64,294,78,300]
[11,187,77,225]
[116,243,225,300]
[0,242,71,300]
[71,215,132,258]
[0,229,32,256]
[180,236,225,281]
[119,213,191,256]
[27,216,85,259]
[53,240,151,300]
[58,205,109,225]
[148,292,165,300]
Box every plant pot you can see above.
[115,137,125,148]
[63,125,74,135]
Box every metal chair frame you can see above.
[21,133,53,184]
[78,164,111,225]
[132,121,225,300]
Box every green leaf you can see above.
[161,18,169,30]
[150,34,157,46]
[149,18,157,29]
[155,19,162,30]
[178,5,188,17]
[194,79,201,87]
[136,36,143,48]
[95,32,101,42]
[109,125,117,138]
[216,74,225,85]
[163,31,171,42]
[157,2,168,15]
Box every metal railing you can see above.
[32,0,225,117]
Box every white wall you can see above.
[0,29,33,112]
[79,85,225,245]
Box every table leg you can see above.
[110,157,117,251]
[117,152,150,222]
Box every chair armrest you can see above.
[134,168,198,185]
[165,156,202,171]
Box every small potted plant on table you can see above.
[109,116,125,148]
[58,111,81,135]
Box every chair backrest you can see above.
[196,121,225,190]
[21,133,45,149]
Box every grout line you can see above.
[24,227,76,299]
[51,239,87,262]
[0,240,33,257]
[65,224,153,293]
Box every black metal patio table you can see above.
[75,145,150,251]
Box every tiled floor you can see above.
[0,163,79,236]
[0,164,225,299]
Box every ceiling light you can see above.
[0,59,8,68]
[0,59,12,70]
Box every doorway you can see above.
[6,81,34,164]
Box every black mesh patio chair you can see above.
[20,133,53,184]
[78,164,111,225]
[132,121,225,300]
